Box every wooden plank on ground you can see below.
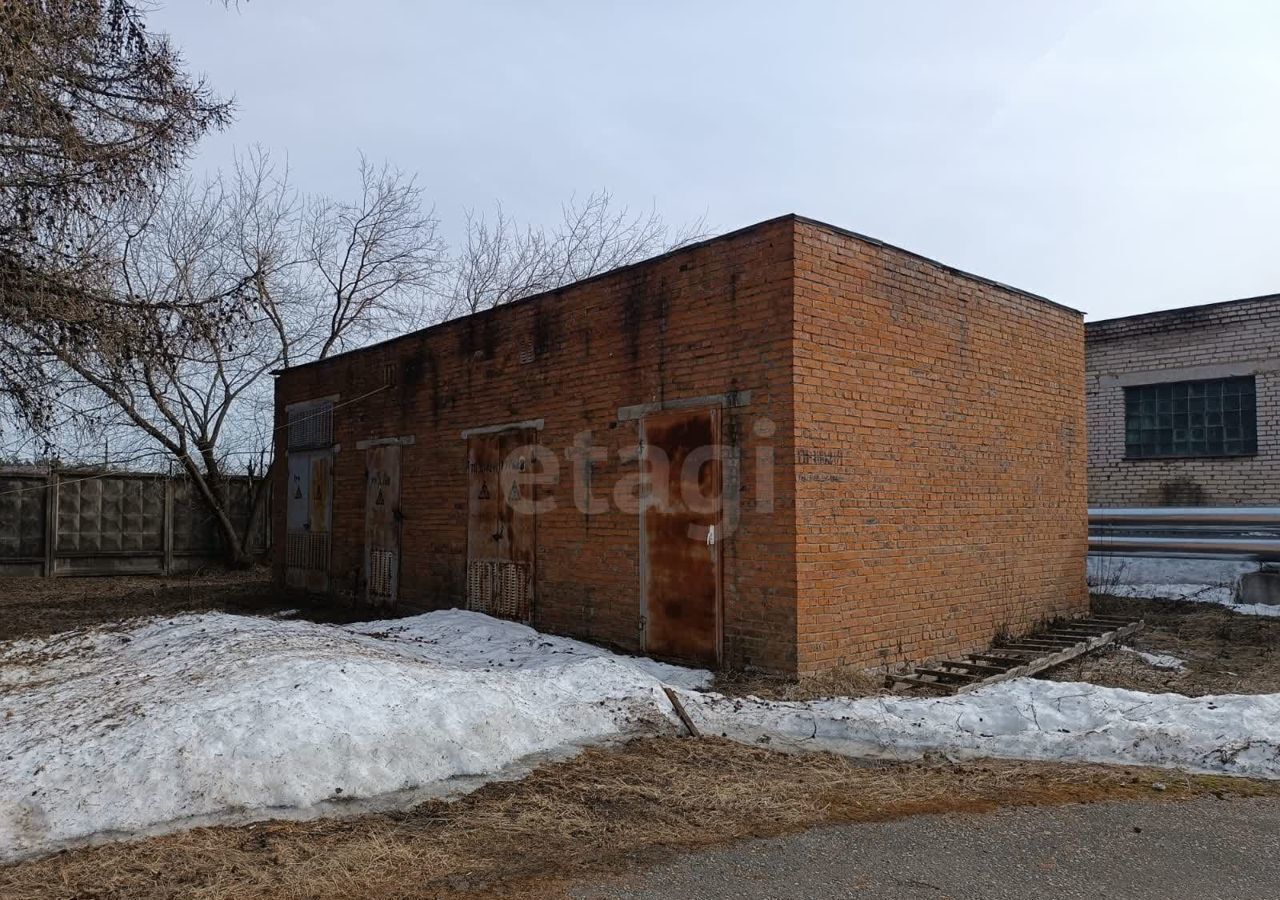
[914,667,980,682]
[890,618,1143,696]
[889,675,958,694]
[954,620,1142,694]
[662,686,701,738]
[940,660,1011,674]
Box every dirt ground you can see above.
[716,595,1280,700]
[2,580,1278,897]
[5,573,1274,697]
[1045,595,1280,696]
[0,570,374,642]
[712,662,893,701]
[3,736,1277,900]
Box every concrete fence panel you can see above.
[0,468,270,577]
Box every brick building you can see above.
[1087,295,1280,508]
[273,215,1088,674]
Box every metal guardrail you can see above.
[1089,507,1280,561]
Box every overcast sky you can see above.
[151,1,1280,320]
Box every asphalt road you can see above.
[573,797,1280,900]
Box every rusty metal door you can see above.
[641,407,722,666]
[363,445,401,604]
[466,428,536,621]
[285,449,332,592]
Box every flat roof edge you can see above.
[276,212,1081,377]
[276,214,798,375]
[1086,292,1280,331]
[791,215,1082,316]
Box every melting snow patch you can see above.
[1122,647,1187,671]
[676,679,1280,779]
[347,609,709,690]
[4,609,1279,864]
[1100,583,1280,618]
[0,611,696,862]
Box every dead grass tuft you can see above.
[3,736,1277,900]
[1046,595,1280,696]
[713,664,890,701]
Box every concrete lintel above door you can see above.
[460,419,545,439]
[355,435,416,449]
[617,390,751,422]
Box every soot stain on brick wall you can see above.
[531,296,563,359]
[621,271,649,362]
[458,311,501,365]
[1159,476,1207,506]
[401,345,445,424]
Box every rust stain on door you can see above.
[364,444,401,604]
[466,428,536,620]
[642,407,721,666]
[285,449,332,592]
[308,453,331,530]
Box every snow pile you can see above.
[4,608,1280,863]
[677,680,1280,778]
[0,611,690,861]
[347,609,709,689]
[1122,647,1187,671]
[1100,583,1280,618]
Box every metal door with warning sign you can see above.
[285,449,332,592]
[364,444,402,604]
[641,407,722,666]
[466,428,536,621]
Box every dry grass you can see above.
[0,570,374,642]
[4,736,1277,900]
[713,663,890,701]
[1045,595,1280,696]
[718,596,1280,701]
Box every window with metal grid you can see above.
[466,559,531,621]
[1124,376,1257,459]
[368,548,395,600]
[287,401,333,450]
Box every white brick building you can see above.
[1087,295,1280,507]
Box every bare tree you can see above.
[16,151,444,565]
[8,160,702,567]
[305,157,443,357]
[448,191,707,317]
[0,0,232,429]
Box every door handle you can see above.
[706,525,715,547]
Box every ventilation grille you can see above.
[466,560,531,621]
[368,548,395,600]
[287,401,334,450]
[285,530,330,573]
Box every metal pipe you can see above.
[1089,507,1280,525]
[1089,535,1280,561]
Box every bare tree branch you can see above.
[447,190,707,318]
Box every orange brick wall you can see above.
[274,217,801,672]
[274,214,1089,675]
[790,219,1088,673]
